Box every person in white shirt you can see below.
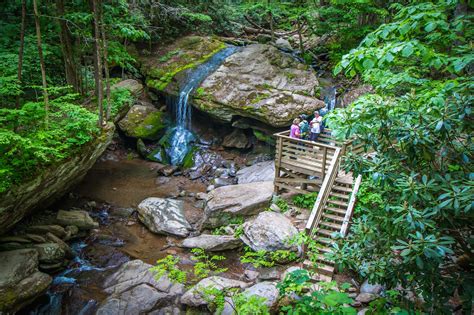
[310,110,323,142]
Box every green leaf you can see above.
[402,44,414,57]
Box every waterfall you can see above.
[167,45,239,165]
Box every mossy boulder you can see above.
[193,44,325,127]
[140,36,226,94]
[118,104,166,140]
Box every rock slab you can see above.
[56,210,99,230]
[181,234,241,252]
[237,161,275,184]
[201,181,274,229]
[137,198,191,237]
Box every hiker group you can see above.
[290,110,325,141]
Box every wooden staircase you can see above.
[273,130,363,285]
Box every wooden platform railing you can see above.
[340,174,362,236]
[305,147,342,234]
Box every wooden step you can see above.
[303,260,335,275]
[316,246,334,254]
[322,213,345,222]
[332,185,352,193]
[329,192,350,200]
[326,199,348,207]
[320,221,342,230]
[316,237,332,245]
[325,206,347,215]
[310,273,333,283]
[316,228,337,237]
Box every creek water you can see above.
[167,45,239,165]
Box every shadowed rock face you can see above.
[0,125,115,235]
[193,44,325,127]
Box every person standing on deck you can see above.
[290,118,301,139]
[310,111,323,142]
[299,114,310,140]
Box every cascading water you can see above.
[167,45,239,165]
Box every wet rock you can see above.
[360,279,384,295]
[274,38,292,51]
[201,181,274,229]
[156,176,171,185]
[159,165,178,177]
[0,249,52,313]
[118,104,165,140]
[181,276,249,307]
[45,232,74,258]
[240,212,299,252]
[222,129,251,149]
[181,234,241,252]
[243,282,279,309]
[137,198,192,237]
[111,207,135,218]
[194,44,324,127]
[213,177,235,188]
[65,225,79,239]
[57,210,99,230]
[26,234,48,243]
[34,243,65,263]
[27,225,67,238]
[237,161,275,184]
[136,138,150,157]
[258,267,280,281]
[0,236,31,244]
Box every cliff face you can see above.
[0,125,115,235]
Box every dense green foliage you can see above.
[329,0,473,312]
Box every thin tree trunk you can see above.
[100,4,111,121]
[16,0,27,108]
[33,0,49,128]
[91,0,104,127]
[56,0,79,92]
[297,18,304,54]
[267,0,274,41]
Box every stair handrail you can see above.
[340,174,362,236]
[305,147,341,235]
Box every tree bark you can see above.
[16,0,27,108]
[32,0,49,128]
[100,3,111,121]
[91,0,104,127]
[56,0,80,93]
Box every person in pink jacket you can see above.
[290,118,301,139]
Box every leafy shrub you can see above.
[240,247,299,268]
[149,255,187,284]
[292,192,318,209]
[191,248,228,279]
[275,197,290,213]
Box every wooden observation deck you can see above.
[273,129,363,285]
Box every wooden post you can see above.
[321,147,327,179]
[274,136,283,194]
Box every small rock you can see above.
[56,210,99,230]
[159,165,178,177]
[222,129,251,149]
[269,204,281,212]
[34,243,65,263]
[194,200,205,209]
[237,161,275,184]
[360,279,384,295]
[213,177,235,188]
[155,176,171,185]
[182,234,242,252]
[195,192,208,200]
[275,38,293,51]
[65,225,79,239]
[25,234,48,243]
[358,308,369,315]
[206,185,215,192]
[355,293,377,304]
[45,232,74,258]
[179,190,186,197]
[243,282,279,309]
[258,267,280,281]
[112,207,135,218]
[244,270,259,282]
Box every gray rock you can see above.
[240,212,299,252]
[213,177,235,188]
[221,296,235,315]
[182,234,241,252]
[34,243,65,263]
[355,293,377,304]
[222,129,251,149]
[112,207,135,218]
[281,266,304,281]
[57,210,99,230]
[243,282,279,309]
[111,79,143,96]
[275,38,292,51]
[360,279,384,295]
[156,176,171,185]
[201,181,274,229]
[45,232,74,258]
[194,44,324,127]
[180,276,249,307]
[0,249,52,313]
[0,125,114,235]
[195,192,208,200]
[148,306,182,315]
[137,198,191,237]
[244,270,259,282]
[27,225,67,238]
[237,161,275,184]
[258,267,280,281]
[159,165,178,177]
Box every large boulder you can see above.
[240,211,299,252]
[237,161,275,184]
[137,198,192,237]
[181,234,241,252]
[0,125,115,235]
[222,129,251,149]
[118,104,165,140]
[201,181,274,229]
[111,79,144,96]
[0,249,52,313]
[243,282,279,309]
[97,260,184,315]
[193,44,325,127]
[181,276,249,307]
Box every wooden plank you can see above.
[340,174,362,236]
[274,137,283,194]
[275,177,322,185]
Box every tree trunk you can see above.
[91,0,104,127]
[16,0,27,108]
[267,0,274,41]
[33,0,49,128]
[100,3,111,121]
[56,0,80,92]
[297,18,304,54]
